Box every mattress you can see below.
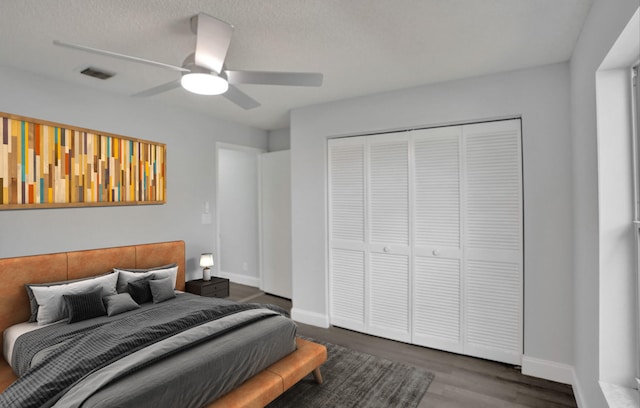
[1,292,297,408]
[3,322,42,371]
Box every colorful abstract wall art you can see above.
[0,113,166,209]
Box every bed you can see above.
[0,241,327,407]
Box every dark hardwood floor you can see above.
[229,283,577,408]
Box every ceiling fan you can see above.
[53,13,323,110]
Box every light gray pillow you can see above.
[149,277,176,304]
[103,293,141,317]
[28,273,118,325]
[114,264,178,293]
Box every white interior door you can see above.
[261,150,292,298]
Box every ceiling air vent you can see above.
[80,67,114,80]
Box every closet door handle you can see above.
[432,249,440,256]
[383,246,391,253]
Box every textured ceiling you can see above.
[0,0,593,130]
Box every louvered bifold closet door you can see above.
[411,126,463,353]
[462,119,523,365]
[328,138,366,332]
[367,135,411,342]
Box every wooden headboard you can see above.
[0,241,185,354]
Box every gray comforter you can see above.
[0,294,296,408]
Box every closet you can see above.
[328,119,522,365]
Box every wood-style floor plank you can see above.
[229,283,577,408]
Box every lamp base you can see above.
[203,268,211,281]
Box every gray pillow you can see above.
[149,277,176,304]
[102,293,140,317]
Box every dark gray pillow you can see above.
[127,276,153,304]
[149,277,176,303]
[102,293,140,317]
[63,287,107,324]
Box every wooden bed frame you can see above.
[0,241,327,407]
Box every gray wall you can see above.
[570,0,640,406]
[0,66,267,282]
[290,62,574,371]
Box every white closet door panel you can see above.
[368,141,409,245]
[464,121,522,252]
[329,142,365,242]
[412,255,462,352]
[413,127,461,249]
[369,252,410,342]
[330,248,366,331]
[462,119,522,365]
[464,259,522,365]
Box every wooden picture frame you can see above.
[0,112,166,210]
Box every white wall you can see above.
[267,128,291,152]
[0,66,267,282]
[217,146,261,285]
[571,0,640,406]
[596,69,636,388]
[290,62,574,378]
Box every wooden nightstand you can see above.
[185,277,230,298]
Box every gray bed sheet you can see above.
[10,292,297,408]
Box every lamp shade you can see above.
[199,253,214,268]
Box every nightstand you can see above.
[185,277,230,298]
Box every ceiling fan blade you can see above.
[225,70,323,87]
[132,80,181,97]
[222,84,261,110]
[53,40,189,73]
[192,13,234,74]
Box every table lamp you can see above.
[199,253,214,281]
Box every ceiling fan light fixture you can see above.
[181,72,228,95]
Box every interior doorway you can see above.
[216,143,263,287]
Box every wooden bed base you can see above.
[0,241,327,407]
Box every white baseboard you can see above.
[218,271,260,288]
[521,355,574,385]
[291,308,330,328]
[572,369,587,408]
